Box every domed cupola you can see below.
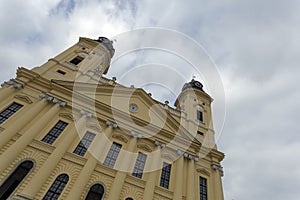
[94,37,115,58]
[181,79,204,92]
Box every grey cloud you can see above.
[1,0,300,199]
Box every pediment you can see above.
[14,94,33,104]
[52,80,201,146]
[196,168,210,177]
[59,113,74,121]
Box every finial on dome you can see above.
[182,79,204,92]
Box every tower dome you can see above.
[181,79,204,92]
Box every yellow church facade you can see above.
[0,37,224,200]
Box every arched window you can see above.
[0,160,34,199]
[85,183,104,200]
[43,174,69,200]
[125,198,134,200]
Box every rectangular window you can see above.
[56,69,66,75]
[160,162,172,189]
[200,177,208,200]
[73,132,95,156]
[41,120,68,144]
[197,110,203,122]
[0,102,23,124]
[69,56,84,65]
[132,152,147,179]
[103,142,122,168]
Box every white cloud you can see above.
[1,0,300,199]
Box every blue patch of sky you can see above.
[25,33,43,45]
[104,0,137,22]
[49,0,76,18]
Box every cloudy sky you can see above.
[1,0,300,199]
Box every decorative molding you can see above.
[176,149,199,161]
[137,143,152,152]
[154,140,166,149]
[211,164,224,177]
[59,113,74,121]
[87,123,101,131]
[130,131,142,139]
[80,109,93,118]
[196,168,211,177]
[14,95,33,104]
[112,134,128,143]
[106,120,118,128]
[39,93,67,107]
[1,79,23,89]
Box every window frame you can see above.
[132,152,147,179]
[84,183,105,200]
[103,142,122,168]
[69,56,84,65]
[0,102,23,124]
[160,162,172,189]
[41,120,68,144]
[42,173,69,200]
[199,176,208,200]
[0,160,34,199]
[73,132,95,156]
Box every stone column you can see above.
[107,131,141,200]
[0,99,47,149]
[186,159,196,200]
[211,164,224,200]
[173,151,184,200]
[18,113,88,199]
[66,121,117,200]
[143,141,165,200]
[0,95,66,174]
[0,79,23,100]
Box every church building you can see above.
[0,36,224,200]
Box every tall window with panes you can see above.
[132,152,147,179]
[0,102,23,124]
[73,132,95,156]
[160,162,172,189]
[103,142,122,168]
[43,174,69,200]
[41,120,68,144]
[199,176,208,200]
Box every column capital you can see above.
[39,93,67,107]
[106,120,118,128]
[80,109,93,118]
[176,149,199,161]
[130,130,142,139]
[211,164,224,177]
[154,140,166,149]
[1,79,23,89]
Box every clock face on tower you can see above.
[129,104,138,112]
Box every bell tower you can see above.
[175,79,216,149]
[32,37,115,82]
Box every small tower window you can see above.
[197,110,203,122]
[56,69,66,75]
[197,131,204,136]
[69,56,84,65]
